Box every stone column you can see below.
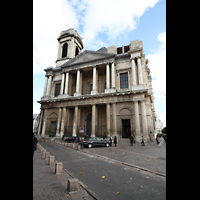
[72,106,78,136]
[43,76,48,96]
[131,58,137,89]
[134,101,140,142]
[60,72,65,95]
[38,109,44,135]
[106,103,110,135]
[64,71,69,95]
[91,66,98,95]
[74,69,81,96]
[91,104,96,137]
[56,108,62,136]
[111,62,116,89]
[137,57,144,85]
[112,103,117,135]
[41,109,47,137]
[60,107,66,137]
[141,100,148,140]
[106,63,110,92]
[46,75,52,96]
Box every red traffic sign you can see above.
[80,126,84,130]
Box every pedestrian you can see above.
[156,135,160,144]
[85,135,88,139]
[141,136,145,146]
[129,135,133,146]
[158,135,164,146]
[114,136,117,147]
[110,135,112,146]
[33,136,38,157]
[133,136,136,144]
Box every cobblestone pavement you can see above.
[33,149,72,200]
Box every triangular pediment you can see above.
[60,50,116,68]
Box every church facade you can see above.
[37,28,156,142]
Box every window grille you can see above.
[55,83,61,96]
[120,73,128,88]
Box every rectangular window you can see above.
[124,45,129,53]
[117,47,122,54]
[55,83,61,96]
[120,73,128,88]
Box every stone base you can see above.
[57,94,69,98]
[105,88,116,93]
[91,90,98,95]
[74,92,81,97]
[41,96,51,100]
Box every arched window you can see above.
[62,43,68,58]
[75,46,79,56]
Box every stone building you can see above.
[37,28,156,142]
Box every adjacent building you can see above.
[37,28,157,142]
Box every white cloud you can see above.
[33,0,79,73]
[33,0,159,73]
[74,0,159,49]
[146,32,166,127]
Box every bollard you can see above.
[67,179,78,192]
[45,152,50,160]
[77,145,81,150]
[42,149,46,157]
[55,162,63,174]
[48,156,54,165]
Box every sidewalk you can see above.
[33,148,94,200]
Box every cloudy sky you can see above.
[33,0,166,127]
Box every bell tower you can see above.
[56,28,84,67]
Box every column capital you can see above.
[76,68,81,72]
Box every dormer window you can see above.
[117,47,122,54]
[62,43,68,58]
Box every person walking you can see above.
[133,136,136,144]
[141,136,145,146]
[129,135,133,146]
[156,135,160,144]
[114,136,117,147]
[158,135,164,146]
[33,136,38,157]
[110,135,112,146]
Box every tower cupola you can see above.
[56,28,83,67]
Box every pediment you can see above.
[60,50,116,68]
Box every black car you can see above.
[80,137,110,148]
[65,136,79,143]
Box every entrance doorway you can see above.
[86,113,92,137]
[122,119,131,138]
[50,121,56,137]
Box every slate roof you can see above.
[96,47,107,53]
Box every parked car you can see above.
[80,137,110,148]
[65,136,79,143]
